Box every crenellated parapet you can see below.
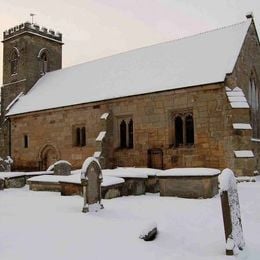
[3,22,62,43]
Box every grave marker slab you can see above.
[0,156,13,172]
[54,160,71,175]
[219,168,245,255]
[81,157,103,213]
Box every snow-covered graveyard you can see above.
[1,166,260,259]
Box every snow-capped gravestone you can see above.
[219,169,245,255]
[0,178,4,190]
[139,222,158,241]
[0,156,13,172]
[53,160,71,175]
[81,157,103,213]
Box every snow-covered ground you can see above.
[1,178,260,260]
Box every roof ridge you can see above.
[169,19,250,45]
[50,18,251,74]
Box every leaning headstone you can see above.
[0,178,4,190]
[0,158,5,172]
[219,168,245,255]
[139,222,158,241]
[53,160,71,176]
[0,156,13,172]
[81,157,103,213]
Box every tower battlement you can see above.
[3,22,62,42]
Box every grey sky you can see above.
[1,0,260,85]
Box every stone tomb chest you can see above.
[158,168,220,198]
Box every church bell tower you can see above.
[0,21,63,157]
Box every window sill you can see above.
[169,144,195,149]
[115,147,134,151]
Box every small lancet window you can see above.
[173,112,194,148]
[175,116,183,147]
[185,115,194,145]
[10,49,19,75]
[76,127,81,146]
[128,119,133,149]
[249,77,260,138]
[81,127,86,146]
[40,52,48,74]
[24,135,29,148]
[75,127,86,147]
[120,120,127,148]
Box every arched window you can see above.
[249,78,259,138]
[185,114,194,145]
[120,120,127,148]
[40,52,48,74]
[175,116,183,147]
[10,49,19,75]
[173,112,194,148]
[128,119,133,148]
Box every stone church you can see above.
[0,15,259,176]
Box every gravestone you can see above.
[81,157,103,213]
[219,168,245,255]
[0,178,4,190]
[139,222,158,241]
[0,156,13,172]
[53,160,71,175]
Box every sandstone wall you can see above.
[225,21,260,175]
[10,83,232,171]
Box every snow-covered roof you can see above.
[7,19,252,116]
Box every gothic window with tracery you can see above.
[40,52,48,74]
[248,77,260,138]
[173,112,194,147]
[10,48,19,75]
[118,117,134,149]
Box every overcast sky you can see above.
[1,0,260,85]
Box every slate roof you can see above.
[7,19,252,116]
